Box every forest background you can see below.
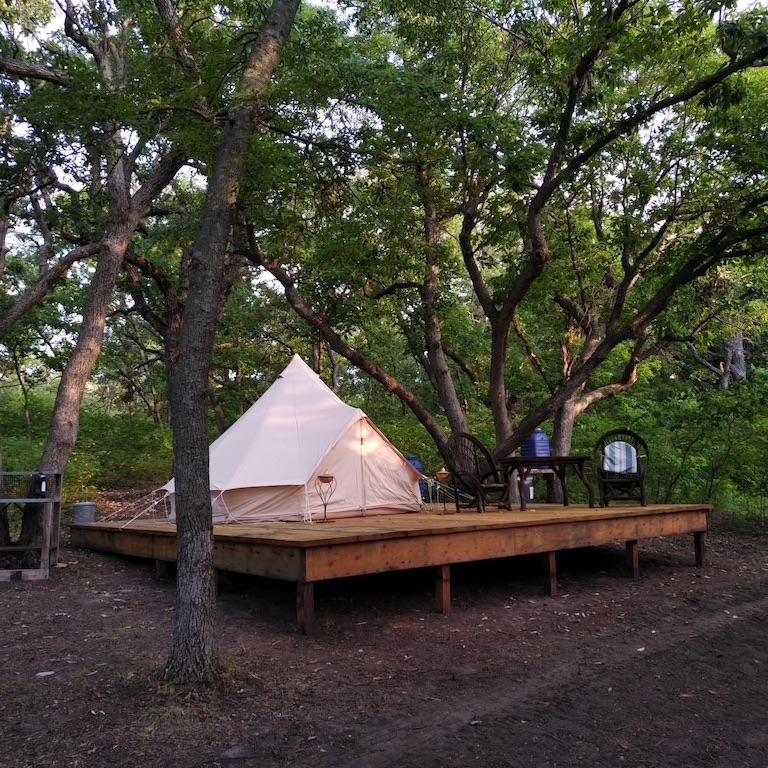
[2,0,768,519]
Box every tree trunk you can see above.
[417,165,468,437]
[208,390,230,435]
[722,334,747,390]
[488,326,515,445]
[0,452,9,547]
[552,402,579,457]
[42,238,128,474]
[19,147,184,550]
[164,0,301,685]
[686,336,747,391]
[550,398,582,503]
[19,233,129,549]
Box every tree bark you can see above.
[18,234,134,554]
[686,335,748,391]
[0,452,8,547]
[39,235,131,475]
[164,0,301,685]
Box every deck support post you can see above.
[694,531,707,567]
[435,564,451,614]
[214,568,227,595]
[297,581,315,635]
[155,559,174,578]
[545,551,557,596]
[626,540,640,578]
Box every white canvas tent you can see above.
[163,355,423,523]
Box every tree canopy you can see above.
[236,0,768,463]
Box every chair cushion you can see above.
[603,441,637,473]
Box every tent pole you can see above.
[359,420,366,511]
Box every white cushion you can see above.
[603,441,637,473]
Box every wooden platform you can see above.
[70,503,710,633]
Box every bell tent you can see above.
[163,355,423,523]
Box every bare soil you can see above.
[2,507,768,768]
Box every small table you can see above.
[500,456,595,511]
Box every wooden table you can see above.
[500,456,595,511]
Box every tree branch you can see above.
[0,243,101,337]
[0,56,68,86]
[245,236,451,450]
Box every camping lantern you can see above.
[315,474,337,522]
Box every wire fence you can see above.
[0,472,62,502]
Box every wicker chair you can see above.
[593,429,649,506]
[444,432,507,513]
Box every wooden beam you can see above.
[296,581,315,635]
[296,511,710,582]
[544,551,557,596]
[626,539,640,578]
[155,559,175,578]
[435,564,451,614]
[72,509,711,585]
[694,531,707,567]
[0,567,49,581]
[72,525,178,562]
[39,500,52,574]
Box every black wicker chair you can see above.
[593,429,649,506]
[444,432,507,513]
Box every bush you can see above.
[0,390,173,499]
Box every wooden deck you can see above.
[70,503,710,633]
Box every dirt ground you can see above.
[2,506,768,768]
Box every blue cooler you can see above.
[521,429,551,501]
[522,428,551,463]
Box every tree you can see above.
[0,1,186,550]
[163,0,301,684]
[1,2,300,678]
[245,0,768,467]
